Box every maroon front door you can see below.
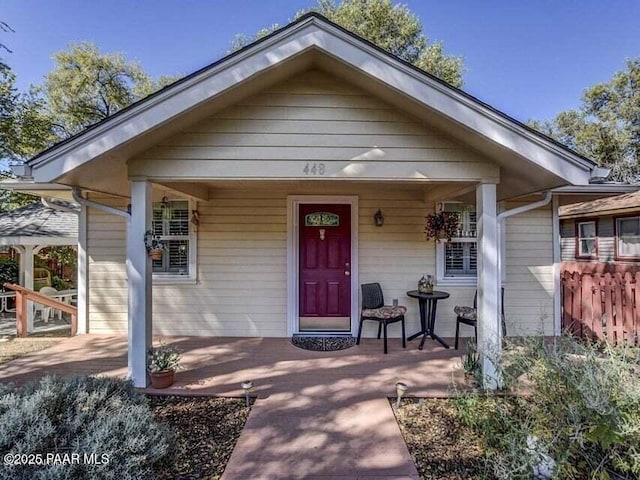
[299,204,351,332]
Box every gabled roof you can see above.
[559,189,640,219]
[25,12,599,196]
[0,201,78,245]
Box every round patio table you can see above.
[406,290,450,350]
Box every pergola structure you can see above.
[0,201,78,332]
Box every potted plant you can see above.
[425,212,460,241]
[148,344,181,388]
[144,230,165,261]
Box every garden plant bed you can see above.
[150,395,251,480]
[392,397,488,480]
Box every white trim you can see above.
[0,236,77,246]
[286,195,359,336]
[29,15,593,187]
[435,240,477,286]
[552,195,561,336]
[77,205,88,334]
[150,198,198,285]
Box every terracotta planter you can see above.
[149,369,175,389]
[149,248,163,261]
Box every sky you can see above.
[2,0,640,124]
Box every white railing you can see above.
[0,292,16,313]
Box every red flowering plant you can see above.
[425,212,460,241]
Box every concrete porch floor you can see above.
[0,334,465,479]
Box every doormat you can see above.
[291,336,357,352]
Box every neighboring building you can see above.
[560,189,640,273]
[0,13,627,386]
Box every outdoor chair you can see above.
[357,283,406,354]
[454,287,507,349]
[36,286,58,323]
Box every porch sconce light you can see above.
[374,209,384,227]
[395,381,408,408]
[190,210,200,227]
[241,380,253,407]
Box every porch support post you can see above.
[476,182,501,389]
[127,179,152,387]
[24,244,35,333]
[77,204,89,334]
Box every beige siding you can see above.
[504,204,555,335]
[86,187,555,338]
[130,70,498,182]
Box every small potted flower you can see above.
[144,230,165,261]
[425,212,460,241]
[148,344,181,388]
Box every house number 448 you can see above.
[303,163,326,176]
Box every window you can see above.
[616,216,640,259]
[576,220,597,259]
[437,203,477,285]
[152,200,195,279]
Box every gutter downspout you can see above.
[71,188,130,219]
[496,191,553,342]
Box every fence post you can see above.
[15,289,27,338]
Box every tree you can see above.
[530,58,640,183]
[231,0,464,88]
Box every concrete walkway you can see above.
[0,335,465,479]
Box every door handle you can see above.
[344,271,350,276]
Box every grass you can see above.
[0,336,63,365]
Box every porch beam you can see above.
[153,181,210,202]
[422,183,476,204]
[476,182,501,389]
[127,179,152,387]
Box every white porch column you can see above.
[24,245,35,333]
[77,204,89,334]
[127,179,152,387]
[476,182,501,389]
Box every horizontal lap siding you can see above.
[138,70,487,167]
[504,205,554,335]
[87,191,555,337]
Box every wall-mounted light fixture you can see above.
[190,210,200,227]
[374,209,384,227]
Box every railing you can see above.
[2,283,77,337]
[0,291,16,314]
[561,271,640,346]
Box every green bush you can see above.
[455,337,640,479]
[0,259,19,291]
[0,375,172,480]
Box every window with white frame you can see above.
[616,216,640,259]
[437,203,477,284]
[152,199,193,277]
[576,220,597,258]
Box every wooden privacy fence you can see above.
[561,271,640,346]
[2,283,77,338]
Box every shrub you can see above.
[455,337,640,479]
[0,375,172,480]
[0,259,18,291]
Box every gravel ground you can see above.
[392,398,489,480]
[150,395,251,480]
[0,337,63,365]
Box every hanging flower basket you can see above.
[144,230,165,260]
[425,212,460,241]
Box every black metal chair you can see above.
[454,287,507,350]
[357,283,406,354]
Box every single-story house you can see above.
[2,13,633,387]
[560,189,640,273]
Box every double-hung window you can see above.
[436,203,477,285]
[152,199,196,281]
[576,220,597,259]
[616,216,640,260]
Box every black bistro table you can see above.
[406,290,450,350]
